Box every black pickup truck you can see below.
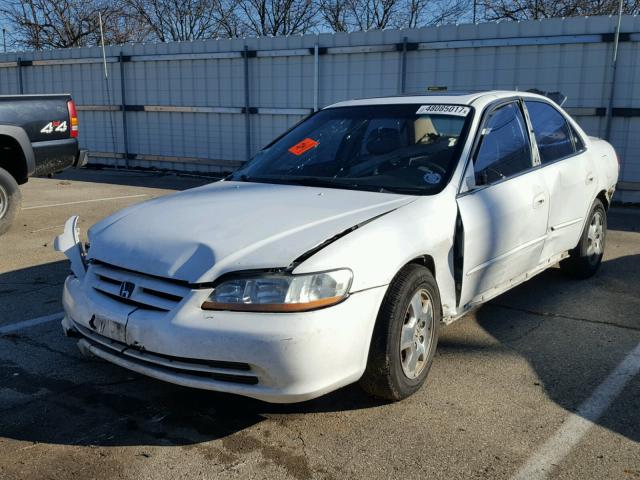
[0,94,87,234]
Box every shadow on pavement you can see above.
[0,230,638,450]
[0,259,386,450]
[0,260,70,324]
[475,254,640,443]
[608,206,640,233]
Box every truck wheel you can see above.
[560,198,606,279]
[0,167,21,235]
[360,264,440,401]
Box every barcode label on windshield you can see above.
[416,105,470,116]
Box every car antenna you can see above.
[98,12,120,170]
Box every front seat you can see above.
[366,128,402,156]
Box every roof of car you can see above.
[324,90,537,109]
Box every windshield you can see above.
[229,104,473,195]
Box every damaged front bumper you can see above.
[54,216,87,280]
[61,272,386,403]
[54,215,388,402]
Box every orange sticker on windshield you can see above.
[288,138,319,156]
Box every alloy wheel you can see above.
[587,210,604,259]
[399,288,435,379]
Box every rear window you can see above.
[525,101,576,163]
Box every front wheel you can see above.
[560,198,606,279]
[0,167,21,236]
[360,264,440,401]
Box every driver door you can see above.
[456,99,549,309]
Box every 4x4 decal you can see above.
[40,121,67,134]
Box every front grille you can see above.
[141,287,182,303]
[93,289,168,311]
[90,263,190,312]
[76,323,258,385]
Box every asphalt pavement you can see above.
[0,169,638,480]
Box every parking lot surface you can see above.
[0,169,638,480]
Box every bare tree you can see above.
[96,6,150,44]
[123,0,241,41]
[238,0,318,36]
[3,0,637,52]
[405,0,430,27]
[213,0,247,37]
[319,0,349,32]
[343,0,400,30]
[400,0,470,27]
[317,0,473,32]
[480,0,640,21]
[425,0,471,25]
[0,0,142,49]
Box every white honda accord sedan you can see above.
[55,91,619,403]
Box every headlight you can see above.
[201,269,353,312]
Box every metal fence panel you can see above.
[0,15,639,201]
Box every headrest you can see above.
[414,117,438,143]
[366,128,401,155]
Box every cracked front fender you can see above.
[54,216,87,279]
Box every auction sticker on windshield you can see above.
[416,105,470,116]
[289,138,319,156]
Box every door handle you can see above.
[533,193,546,208]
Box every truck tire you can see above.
[559,198,606,279]
[0,167,21,235]
[360,264,441,401]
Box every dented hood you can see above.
[88,181,415,283]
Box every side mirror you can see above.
[465,175,477,191]
[475,169,489,187]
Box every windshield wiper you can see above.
[286,178,428,195]
[374,185,429,195]
[282,177,349,188]
[290,177,406,193]
[231,175,426,195]
[229,175,346,189]
[232,174,271,183]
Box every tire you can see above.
[360,264,441,401]
[560,198,606,279]
[0,167,21,236]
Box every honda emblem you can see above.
[119,281,135,299]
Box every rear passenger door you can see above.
[456,100,549,309]
[524,100,596,259]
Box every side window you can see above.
[474,102,533,184]
[525,101,575,163]
[570,124,585,152]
